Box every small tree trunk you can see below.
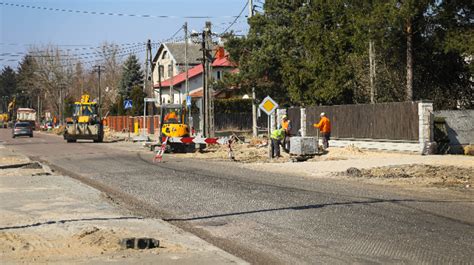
[406,19,413,101]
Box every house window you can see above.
[159,66,164,78]
[216,71,222,80]
[162,51,168,59]
[168,64,174,77]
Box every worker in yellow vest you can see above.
[270,127,285,158]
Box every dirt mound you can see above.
[464,145,474,156]
[103,127,126,142]
[52,125,66,135]
[73,226,121,250]
[347,164,472,188]
[182,142,290,163]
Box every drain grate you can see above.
[120,237,160,249]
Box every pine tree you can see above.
[129,85,146,116]
[17,55,38,108]
[119,55,143,97]
[0,66,18,104]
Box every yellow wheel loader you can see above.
[64,94,104,143]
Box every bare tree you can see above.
[96,42,123,114]
[30,45,75,123]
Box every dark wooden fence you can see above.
[305,102,419,141]
[214,113,268,131]
[287,107,301,136]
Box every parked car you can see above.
[42,122,53,131]
[12,122,33,138]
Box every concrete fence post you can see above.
[418,101,436,154]
[300,108,307,137]
[276,109,287,129]
[270,112,277,131]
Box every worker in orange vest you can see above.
[164,111,177,122]
[281,115,291,152]
[313,112,331,149]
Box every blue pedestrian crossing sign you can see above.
[124,99,132,110]
[186,96,192,107]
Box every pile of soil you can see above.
[103,127,126,142]
[180,139,291,163]
[52,125,66,135]
[345,164,472,188]
[0,226,184,263]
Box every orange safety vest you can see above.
[282,120,290,132]
[314,116,331,133]
[164,112,177,121]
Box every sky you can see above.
[0,0,254,69]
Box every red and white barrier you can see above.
[153,136,235,163]
[153,137,168,163]
[164,137,229,145]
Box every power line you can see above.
[221,1,249,34]
[0,43,149,59]
[0,2,238,19]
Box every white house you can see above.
[153,49,237,105]
[152,42,202,87]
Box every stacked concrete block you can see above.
[435,110,474,154]
[290,137,318,155]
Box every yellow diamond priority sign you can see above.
[259,96,278,115]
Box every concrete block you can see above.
[120,237,160,249]
[290,137,318,155]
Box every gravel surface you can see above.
[1,130,473,264]
[0,136,247,265]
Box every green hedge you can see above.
[214,98,252,114]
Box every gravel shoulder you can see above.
[0,145,248,264]
[98,135,474,193]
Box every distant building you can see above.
[152,42,202,84]
[153,46,237,105]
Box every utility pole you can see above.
[194,22,213,137]
[249,0,253,17]
[146,40,155,115]
[206,21,215,137]
[158,62,162,105]
[184,22,191,125]
[200,26,207,136]
[93,65,103,119]
[169,64,175,104]
[249,0,258,137]
[59,85,63,125]
[144,42,149,94]
[37,94,40,124]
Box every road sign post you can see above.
[143,98,157,137]
[124,100,132,110]
[259,96,279,159]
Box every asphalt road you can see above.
[1,130,473,264]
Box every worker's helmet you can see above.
[320,112,325,117]
[282,115,287,120]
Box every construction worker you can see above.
[281,115,291,152]
[270,127,285,158]
[313,112,331,149]
[164,111,177,122]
